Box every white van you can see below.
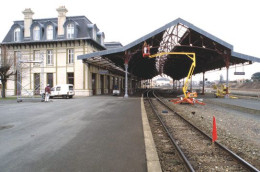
[112,85,120,96]
[50,84,74,99]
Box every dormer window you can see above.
[67,23,74,38]
[47,25,53,40]
[14,28,21,42]
[33,26,40,40]
[93,28,96,40]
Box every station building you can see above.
[1,6,124,96]
[2,7,260,98]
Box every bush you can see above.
[251,72,260,82]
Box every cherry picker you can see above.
[143,42,205,105]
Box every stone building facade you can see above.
[1,6,124,96]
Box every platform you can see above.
[0,96,148,172]
[205,97,260,115]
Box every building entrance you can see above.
[100,75,104,94]
[92,73,96,95]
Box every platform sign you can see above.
[99,70,108,74]
[234,72,245,75]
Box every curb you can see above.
[141,96,162,172]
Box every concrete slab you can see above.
[212,98,260,111]
[0,96,146,172]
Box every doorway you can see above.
[107,75,110,93]
[100,75,104,94]
[34,73,40,95]
[92,73,96,95]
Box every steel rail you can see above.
[153,90,260,172]
[145,90,195,172]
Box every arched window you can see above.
[67,23,74,39]
[14,28,21,42]
[33,26,40,40]
[46,25,53,40]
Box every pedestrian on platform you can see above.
[45,84,51,102]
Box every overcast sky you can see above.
[1,0,259,81]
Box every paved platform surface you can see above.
[0,96,146,172]
[208,98,260,111]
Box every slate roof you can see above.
[78,18,260,79]
[2,16,106,49]
[78,18,260,63]
[104,42,123,49]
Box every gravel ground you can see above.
[160,93,260,170]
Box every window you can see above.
[56,87,61,91]
[67,49,74,64]
[67,23,74,38]
[47,25,53,40]
[33,50,40,66]
[47,73,53,88]
[14,51,21,68]
[93,28,96,40]
[47,50,53,65]
[14,28,21,42]
[67,73,74,85]
[33,26,40,40]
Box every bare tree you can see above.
[0,46,16,98]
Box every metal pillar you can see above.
[202,72,205,95]
[124,63,128,98]
[224,53,230,98]
[225,67,229,98]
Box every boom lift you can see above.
[143,43,205,105]
[212,84,237,99]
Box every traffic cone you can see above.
[212,116,217,142]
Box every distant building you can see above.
[1,6,123,96]
[156,77,171,86]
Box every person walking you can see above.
[45,84,51,102]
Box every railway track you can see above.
[145,90,259,172]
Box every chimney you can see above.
[22,8,34,38]
[56,6,68,36]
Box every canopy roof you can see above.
[78,18,260,80]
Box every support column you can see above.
[224,53,230,98]
[124,63,128,98]
[202,72,205,95]
[124,51,131,98]
[226,67,229,98]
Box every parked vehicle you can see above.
[50,84,74,99]
[112,85,120,96]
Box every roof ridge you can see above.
[13,15,93,23]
